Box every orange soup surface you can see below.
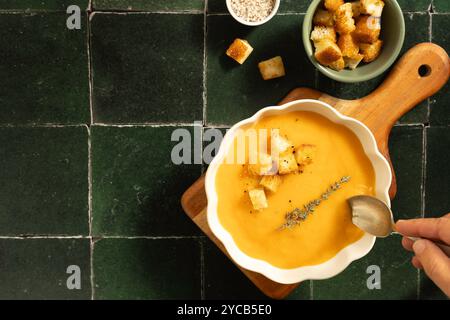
[215,111,376,269]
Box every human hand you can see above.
[396,214,450,298]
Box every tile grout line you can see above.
[418,124,428,299]
[417,3,433,299]
[87,126,94,300]
[87,1,95,300]
[92,122,200,127]
[90,10,204,15]
[202,0,208,126]
[87,8,94,126]
[0,235,206,239]
[200,0,208,300]
[310,280,314,300]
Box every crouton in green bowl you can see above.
[303,0,405,83]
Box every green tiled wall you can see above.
[0,0,448,300]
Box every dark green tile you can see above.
[402,13,430,55]
[280,0,311,13]
[317,73,384,100]
[0,127,89,236]
[420,128,448,302]
[433,1,450,12]
[389,126,424,218]
[430,15,450,125]
[206,0,227,13]
[0,239,91,299]
[93,0,204,11]
[420,273,448,300]
[206,14,315,126]
[285,281,311,300]
[425,127,450,217]
[208,0,309,13]
[203,241,269,299]
[93,238,201,299]
[313,126,423,299]
[0,13,89,124]
[92,126,201,236]
[429,84,450,126]
[397,0,431,11]
[0,0,88,10]
[91,13,203,124]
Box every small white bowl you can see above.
[205,99,392,284]
[226,0,280,26]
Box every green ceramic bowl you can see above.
[303,0,405,83]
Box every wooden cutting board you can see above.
[181,43,450,299]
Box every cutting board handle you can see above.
[355,43,449,143]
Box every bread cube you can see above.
[313,9,334,27]
[270,131,293,154]
[249,188,268,210]
[226,38,253,64]
[278,152,298,175]
[324,0,344,12]
[295,144,317,166]
[310,26,337,43]
[360,39,383,62]
[247,152,274,176]
[344,53,364,69]
[334,3,356,34]
[338,33,359,57]
[351,2,361,18]
[360,0,385,17]
[260,175,282,193]
[353,15,381,44]
[328,57,345,71]
[314,39,343,65]
[258,56,286,80]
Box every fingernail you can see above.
[413,240,426,254]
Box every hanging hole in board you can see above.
[418,64,432,77]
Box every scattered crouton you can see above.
[360,0,384,17]
[310,26,337,43]
[258,56,286,80]
[314,39,343,66]
[338,33,359,57]
[249,188,268,210]
[226,38,253,64]
[353,15,381,43]
[247,153,274,176]
[295,144,317,166]
[260,175,282,193]
[270,131,293,154]
[328,57,345,71]
[313,9,335,27]
[350,2,361,18]
[324,0,344,12]
[344,53,364,69]
[278,152,298,175]
[360,39,383,62]
[334,3,356,34]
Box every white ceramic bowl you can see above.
[205,99,392,284]
[226,0,280,26]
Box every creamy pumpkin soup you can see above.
[215,111,376,269]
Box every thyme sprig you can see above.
[280,176,351,229]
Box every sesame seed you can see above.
[230,0,275,23]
